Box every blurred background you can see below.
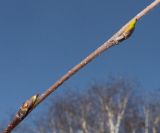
[0,0,160,132]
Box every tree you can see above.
[23,79,134,133]
[2,78,160,133]
[3,1,160,132]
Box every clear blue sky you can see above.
[0,0,160,121]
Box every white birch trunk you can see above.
[106,106,115,133]
[152,115,160,133]
[81,118,88,133]
[105,96,128,133]
[115,96,128,133]
[144,107,149,133]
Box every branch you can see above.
[3,0,160,132]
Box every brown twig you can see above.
[3,0,160,132]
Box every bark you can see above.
[144,107,149,133]
[152,114,160,133]
[101,95,128,133]
[115,96,128,133]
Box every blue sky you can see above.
[0,0,160,122]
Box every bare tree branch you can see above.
[3,0,160,132]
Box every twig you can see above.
[3,0,160,132]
